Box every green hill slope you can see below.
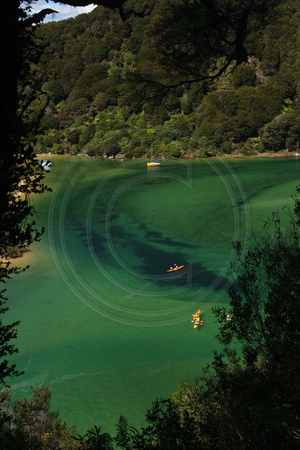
[30,0,300,158]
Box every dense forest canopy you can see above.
[26,0,300,158]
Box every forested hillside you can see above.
[30,1,300,158]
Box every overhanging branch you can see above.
[47,0,155,21]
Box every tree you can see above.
[113,402,196,449]
[75,425,114,449]
[101,190,300,448]
[0,296,22,384]
[48,0,155,21]
[260,113,300,151]
[0,1,52,385]
[217,204,300,376]
[0,386,78,449]
[209,187,300,447]
[43,0,282,109]
[121,0,283,109]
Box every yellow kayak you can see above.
[167,265,184,272]
[191,309,201,321]
[193,309,203,328]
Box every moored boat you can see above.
[147,160,161,167]
[39,159,52,171]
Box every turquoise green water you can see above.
[6,156,299,434]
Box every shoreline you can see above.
[37,149,300,161]
[226,150,300,159]
[1,248,38,269]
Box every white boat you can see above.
[39,159,52,171]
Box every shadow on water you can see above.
[81,220,232,294]
[58,162,240,298]
[142,227,195,249]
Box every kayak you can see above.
[192,309,203,328]
[191,310,201,322]
[194,318,204,328]
[167,265,184,272]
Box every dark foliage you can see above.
[27,0,300,157]
[0,1,51,384]
[75,424,114,449]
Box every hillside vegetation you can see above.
[30,0,300,159]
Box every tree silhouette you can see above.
[0,0,52,384]
[49,0,155,21]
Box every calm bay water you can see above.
[6,156,299,433]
